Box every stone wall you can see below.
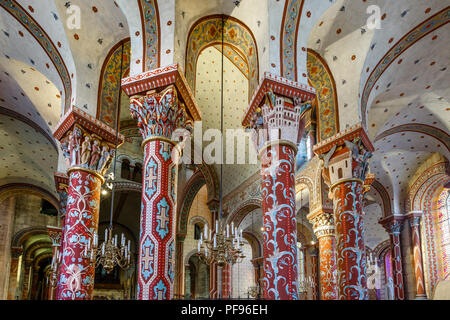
[0,196,15,299]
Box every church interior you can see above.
[0,0,449,301]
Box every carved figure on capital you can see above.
[60,126,115,176]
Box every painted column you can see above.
[242,75,316,300]
[309,210,337,300]
[222,263,232,299]
[46,226,62,300]
[122,65,201,300]
[54,107,123,300]
[251,257,264,298]
[407,212,427,299]
[310,247,319,300]
[313,123,374,300]
[380,216,405,300]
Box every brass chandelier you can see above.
[83,227,131,273]
[197,220,245,267]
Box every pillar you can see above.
[122,64,201,300]
[46,226,62,300]
[251,257,264,298]
[7,247,22,300]
[310,247,319,300]
[222,264,232,299]
[174,235,185,299]
[308,209,338,300]
[53,107,123,300]
[380,216,406,300]
[0,196,15,300]
[242,74,316,300]
[185,265,191,299]
[22,259,33,300]
[313,123,374,300]
[407,212,427,299]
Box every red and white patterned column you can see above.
[309,210,337,300]
[221,264,232,299]
[243,75,316,300]
[54,107,123,300]
[407,212,427,299]
[313,123,374,300]
[380,216,405,300]
[122,65,200,300]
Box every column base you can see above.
[414,295,428,300]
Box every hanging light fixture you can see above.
[297,188,317,296]
[196,15,245,268]
[81,42,131,274]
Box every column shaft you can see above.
[318,235,337,299]
[137,139,177,300]
[390,232,405,300]
[261,143,298,300]
[57,170,101,300]
[410,219,427,298]
[310,253,319,300]
[333,180,367,300]
[221,264,232,299]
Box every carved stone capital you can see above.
[308,209,335,238]
[314,123,374,186]
[11,247,23,259]
[242,73,316,153]
[379,215,405,235]
[46,226,62,247]
[406,211,423,228]
[54,107,124,178]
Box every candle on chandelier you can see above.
[204,225,208,239]
[216,220,218,233]
[231,222,234,234]
[105,228,108,241]
[102,242,105,255]
[226,224,229,238]
[214,234,217,248]
[128,240,131,252]
[121,233,125,246]
[198,241,201,253]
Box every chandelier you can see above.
[197,221,245,267]
[82,227,131,273]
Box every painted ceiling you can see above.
[0,0,447,223]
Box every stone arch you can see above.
[226,198,262,228]
[189,216,209,229]
[371,180,392,218]
[10,226,48,249]
[185,14,259,101]
[177,163,219,238]
[0,183,59,211]
[242,230,262,259]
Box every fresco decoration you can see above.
[185,15,259,102]
[0,0,72,112]
[361,7,450,127]
[260,144,298,300]
[435,188,450,279]
[307,50,339,142]
[138,0,160,72]
[375,124,450,152]
[98,39,131,128]
[280,0,304,81]
[212,44,249,80]
[333,181,368,300]
[57,170,101,300]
